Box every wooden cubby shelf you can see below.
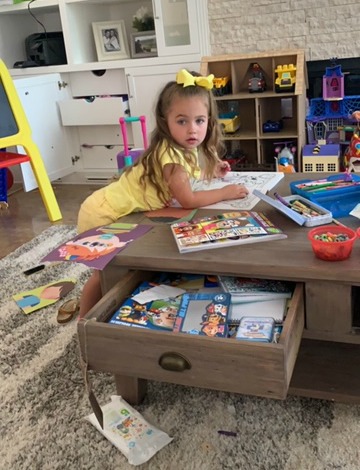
[200,50,308,171]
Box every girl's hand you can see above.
[214,161,231,178]
[221,184,249,200]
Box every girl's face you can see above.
[166,95,209,150]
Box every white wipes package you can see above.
[86,395,173,466]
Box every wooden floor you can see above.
[0,183,101,259]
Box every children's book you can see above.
[229,298,288,323]
[235,316,275,342]
[108,281,181,330]
[170,211,287,253]
[173,292,231,337]
[218,276,293,302]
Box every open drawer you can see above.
[78,271,304,403]
[58,96,129,126]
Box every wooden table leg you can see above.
[114,375,147,405]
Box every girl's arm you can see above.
[164,164,248,209]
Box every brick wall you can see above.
[207,0,359,60]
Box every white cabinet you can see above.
[0,0,210,74]
[153,0,201,56]
[125,61,201,147]
[0,0,210,180]
[13,73,73,190]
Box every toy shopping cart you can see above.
[116,115,148,172]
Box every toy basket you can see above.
[116,116,148,171]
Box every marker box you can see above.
[290,174,360,218]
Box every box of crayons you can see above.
[253,190,333,227]
[280,195,333,227]
[290,174,360,218]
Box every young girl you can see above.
[76,69,249,318]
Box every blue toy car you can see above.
[262,120,283,133]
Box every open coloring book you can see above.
[187,171,284,210]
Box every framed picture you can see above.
[130,31,157,59]
[92,20,130,61]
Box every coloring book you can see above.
[188,171,284,210]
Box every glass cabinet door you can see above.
[153,0,200,56]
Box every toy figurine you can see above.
[343,111,360,172]
[274,141,296,173]
[248,62,266,93]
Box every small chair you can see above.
[0,59,62,221]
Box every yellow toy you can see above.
[0,59,62,221]
[275,64,296,93]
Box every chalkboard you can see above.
[0,78,18,138]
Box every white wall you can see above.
[207,0,359,61]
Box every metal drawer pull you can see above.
[159,352,191,371]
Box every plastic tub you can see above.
[308,225,357,261]
[290,174,360,218]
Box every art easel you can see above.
[0,59,62,221]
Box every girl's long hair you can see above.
[124,76,225,205]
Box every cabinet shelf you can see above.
[201,50,307,170]
[223,132,257,141]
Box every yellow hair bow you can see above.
[176,69,214,91]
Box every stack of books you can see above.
[107,273,293,342]
[217,276,294,323]
[170,211,287,253]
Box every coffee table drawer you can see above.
[78,271,304,400]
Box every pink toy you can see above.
[322,63,344,101]
[117,116,148,171]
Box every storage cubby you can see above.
[200,50,307,170]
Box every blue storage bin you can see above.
[290,174,360,218]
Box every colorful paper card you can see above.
[144,207,197,223]
[13,278,76,314]
[41,223,152,270]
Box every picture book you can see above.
[41,223,152,270]
[218,276,293,302]
[13,278,76,315]
[188,171,284,210]
[108,281,181,330]
[170,211,287,253]
[173,292,231,337]
[229,297,288,323]
[235,316,275,342]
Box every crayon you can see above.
[274,192,291,207]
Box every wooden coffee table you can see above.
[78,174,360,405]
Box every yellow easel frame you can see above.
[0,59,62,221]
